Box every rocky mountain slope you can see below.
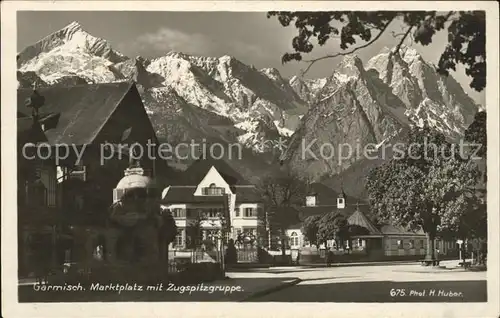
[283,47,479,186]
[17,21,480,188]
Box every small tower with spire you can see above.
[337,189,346,209]
[305,190,317,207]
[337,167,346,209]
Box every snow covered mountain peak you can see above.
[61,20,83,33]
[365,44,478,139]
[17,22,481,174]
[398,44,421,63]
[18,21,127,67]
[260,67,283,81]
[336,54,365,78]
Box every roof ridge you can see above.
[169,185,197,188]
[348,209,381,234]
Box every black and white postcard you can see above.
[2,1,499,318]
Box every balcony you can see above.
[202,184,225,196]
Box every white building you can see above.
[160,159,264,250]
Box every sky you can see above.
[17,11,485,105]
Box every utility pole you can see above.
[265,210,271,250]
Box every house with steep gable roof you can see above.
[160,159,264,250]
[17,81,169,224]
[17,82,171,274]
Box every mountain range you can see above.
[17,21,481,195]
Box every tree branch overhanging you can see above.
[299,17,395,76]
[393,25,414,55]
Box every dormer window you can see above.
[306,195,317,207]
[202,183,225,196]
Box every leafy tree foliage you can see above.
[267,11,485,91]
[366,126,482,261]
[260,167,309,255]
[160,210,178,246]
[185,214,207,249]
[317,212,348,247]
[301,214,322,247]
[464,111,487,158]
[303,213,369,251]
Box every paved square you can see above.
[247,262,487,302]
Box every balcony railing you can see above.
[202,187,225,196]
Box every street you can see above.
[247,263,487,302]
[18,262,487,302]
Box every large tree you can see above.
[301,214,322,247]
[317,212,348,249]
[260,167,309,256]
[366,126,482,263]
[461,111,487,264]
[267,11,485,92]
[185,214,207,249]
[464,111,487,158]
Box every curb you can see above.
[331,261,418,267]
[297,261,419,268]
[240,278,302,302]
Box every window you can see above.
[305,195,316,207]
[397,240,403,249]
[206,208,221,218]
[235,208,240,217]
[174,230,183,247]
[244,208,255,217]
[172,208,186,218]
[409,239,415,249]
[337,197,345,209]
[202,183,225,195]
[290,232,299,247]
[353,238,363,249]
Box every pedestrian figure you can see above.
[325,249,333,267]
[225,239,237,265]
